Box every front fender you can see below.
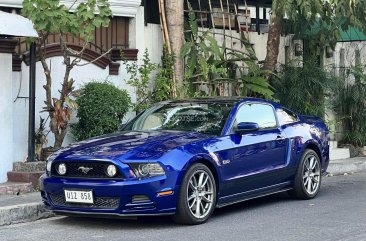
[179,153,222,181]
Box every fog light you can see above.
[106,164,117,177]
[57,163,67,175]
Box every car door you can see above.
[220,102,290,196]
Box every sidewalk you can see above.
[0,192,54,226]
[1,157,366,226]
[327,157,366,176]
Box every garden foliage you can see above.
[273,60,332,117]
[124,47,175,113]
[181,5,274,99]
[72,82,131,141]
[330,66,366,147]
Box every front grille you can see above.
[51,161,123,179]
[50,194,120,209]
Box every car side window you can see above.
[233,103,277,130]
[276,108,299,125]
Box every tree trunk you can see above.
[54,128,67,149]
[165,0,184,92]
[263,13,282,73]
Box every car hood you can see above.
[54,130,211,162]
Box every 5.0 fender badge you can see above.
[222,160,231,165]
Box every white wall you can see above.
[145,23,164,66]
[11,57,135,162]
[129,7,164,65]
[0,53,14,182]
[324,41,366,76]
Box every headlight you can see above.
[129,163,165,178]
[46,152,59,173]
[106,164,117,177]
[57,163,67,175]
[46,160,53,172]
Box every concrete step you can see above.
[13,162,45,172]
[0,192,54,226]
[330,148,350,160]
[7,172,43,189]
[0,182,34,195]
[329,140,338,149]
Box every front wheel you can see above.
[173,163,216,225]
[289,149,322,199]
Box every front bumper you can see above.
[40,173,178,216]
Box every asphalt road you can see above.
[1,172,366,241]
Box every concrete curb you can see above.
[0,202,54,226]
[327,158,366,176]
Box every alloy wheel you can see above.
[186,170,214,219]
[302,155,321,195]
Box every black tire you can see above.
[289,149,322,200]
[173,163,217,225]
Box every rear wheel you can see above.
[290,149,322,199]
[173,163,216,225]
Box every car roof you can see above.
[162,97,281,108]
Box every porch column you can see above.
[129,6,145,60]
[0,38,17,183]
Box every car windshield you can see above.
[123,102,234,135]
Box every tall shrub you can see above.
[330,66,366,147]
[273,60,332,117]
[72,82,131,141]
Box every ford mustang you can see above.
[40,97,330,225]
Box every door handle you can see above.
[276,136,286,141]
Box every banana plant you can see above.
[181,5,275,100]
[42,79,78,146]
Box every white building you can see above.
[0,0,163,183]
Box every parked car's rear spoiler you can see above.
[300,115,324,123]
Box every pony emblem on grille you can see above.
[78,166,93,174]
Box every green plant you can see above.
[181,6,274,99]
[273,59,332,117]
[330,66,366,147]
[72,82,131,141]
[152,45,176,103]
[343,132,366,147]
[22,0,112,148]
[124,47,175,111]
[124,49,157,113]
[35,117,49,161]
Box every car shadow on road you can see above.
[49,192,298,229]
[212,192,291,218]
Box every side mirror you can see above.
[234,122,259,134]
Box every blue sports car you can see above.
[40,97,330,225]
